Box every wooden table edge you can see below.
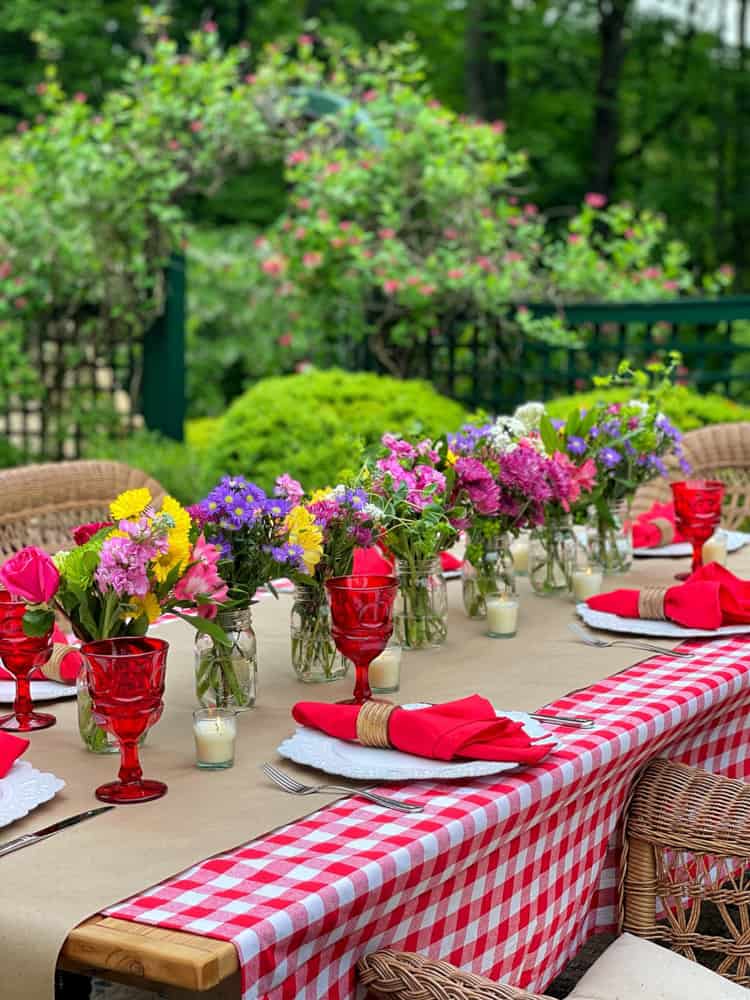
[59,915,239,992]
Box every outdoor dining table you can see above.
[3,549,750,1000]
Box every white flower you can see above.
[488,415,525,454]
[364,503,384,520]
[628,399,649,413]
[513,401,546,432]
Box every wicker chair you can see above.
[630,422,750,527]
[358,758,750,999]
[0,460,166,558]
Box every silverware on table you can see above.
[0,805,115,859]
[529,713,594,729]
[568,622,694,659]
[261,762,423,812]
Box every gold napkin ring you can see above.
[651,518,675,546]
[356,701,396,749]
[43,643,75,684]
[638,587,668,621]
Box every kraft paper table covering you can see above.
[1,551,743,1000]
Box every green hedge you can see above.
[545,384,750,431]
[208,369,469,491]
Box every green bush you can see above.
[545,384,750,431]
[209,369,469,491]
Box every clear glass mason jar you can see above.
[195,606,257,710]
[586,499,633,575]
[462,529,516,619]
[529,517,577,597]
[291,582,350,683]
[393,556,448,649]
[77,661,147,753]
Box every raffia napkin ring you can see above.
[43,643,76,684]
[356,701,396,749]
[651,518,675,546]
[638,587,669,621]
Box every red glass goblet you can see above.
[82,636,169,804]
[0,590,56,732]
[671,479,725,580]
[326,574,399,704]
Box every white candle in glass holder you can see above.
[572,567,603,602]
[511,538,529,574]
[369,647,401,692]
[702,532,728,566]
[486,596,518,637]
[193,710,237,768]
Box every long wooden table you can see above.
[12,550,750,998]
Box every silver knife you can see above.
[0,806,114,859]
[530,713,594,729]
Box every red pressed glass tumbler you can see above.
[0,589,56,732]
[671,479,725,579]
[325,574,399,704]
[82,636,169,804]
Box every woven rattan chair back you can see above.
[621,757,750,986]
[630,422,750,528]
[0,461,166,558]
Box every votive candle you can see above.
[486,595,519,638]
[702,532,728,567]
[369,645,401,694]
[511,538,530,575]
[572,567,603,602]
[193,708,237,769]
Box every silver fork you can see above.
[568,622,694,658]
[261,762,423,812]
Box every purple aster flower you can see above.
[679,456,691,474]
[601,419,621,437]
[264,497,293,519]
[566,436,587,456]
[649,455,668,476]
[267,542,304,568]
[588,426,600,439]
[599,447,622,469]
[550,419,565,430]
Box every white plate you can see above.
[0,681,77,704]
[633,530,750,558]
[278,706,556,781]
[0,760,65,829]
[576,602,750,639]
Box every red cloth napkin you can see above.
[586,564,750,630]
[631,502,686,549]
[0,731,28,779]
[292,695,552,764]
[0,626,82,684]
[353,548,462,575]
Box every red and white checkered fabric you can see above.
[108,637,750,999]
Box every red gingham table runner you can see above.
[108,637,750,999]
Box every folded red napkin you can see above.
[0,626,81,685]
[292,695,551,764]
[353,548,461,574]
[631,502,686,549]
[0,731,28,779]
[586,564,750,630]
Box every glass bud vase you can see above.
[529,517,578,597]
[195,606,257,710]
[587,500,633,575]
[77,663,147,753]
[291,583,350,683]
[393,557,448,650]
[462,530,516,619]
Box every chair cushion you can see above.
[568,933,747,1000]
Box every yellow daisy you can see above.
[110,488,152,522]
[130,592,161,624]
[310,488,333,503]
[285,506,323,573]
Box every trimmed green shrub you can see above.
[0,437,25,469]
[209,369,469,491]
[546,384,750,431]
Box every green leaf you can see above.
[539,414,560,455]
[23,607,55,637]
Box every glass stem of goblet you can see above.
[118,739,144,786]
[352,662,372,704]
[691,541,704,574]
[14,672,33,723]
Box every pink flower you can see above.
[406,274,421,286]
[383,279,401,295]
[625,228,636,238]
[16,122,29,134]
[516,306,530,317]
[362,89,377,102]
[297,197,311,210]
[476,256,494,271]
[491,120,506,133]
[244,73,257,85]
[36,83,48,95]
[480,207,492,218]
[262,255,287,276]
[324,162,342,175]
[72,521,112,545]
[275,475,305,505]
[523,204,538,216]
[339,221,352,231]
[298,34,314,46]
[382,434,416,459]
[282,219,292,232]
[448,268,465,280]
[73,92,87,104]
[294,226,307,240]
[0,262,10,280]
[173,536,228,619]
[331,236,346,249]
[254,236,268,249]
[443,227,459,239]
[317,209,329,222]
[585,192,607,209]
[14,297,27,309]
[419,284,436,296]
[663,280,679,292]
[0,547,59,604]
[503,252,523,264]
[567,234,582,245]
[303,251,323,269]
[642,266,662,280]
[189,120,204,133]
[573,458,597,494]
[362,249,374,259]
[508,216,522,227]
[203,19,217,32]
[278,333,293,347]
[378,228,396,240]
[508,196,519,205]
[286,149,309,166]
[428,99,442,109]
[167,139,180,151]
[359,159,373,170]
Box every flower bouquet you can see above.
[538,360,686,574]
[53,488,228,750]
[194,476,313,708]
[364,434,458,649]
[275,477,378,682]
